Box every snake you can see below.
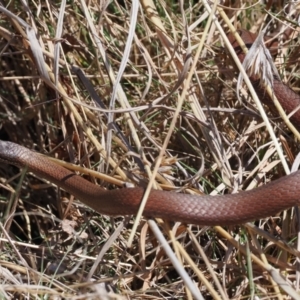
[0,30,299,226]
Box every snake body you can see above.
[1,140,300,225]
[1,30,300,226]
[229,30,300,128]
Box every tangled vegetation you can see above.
[0,0,300,299]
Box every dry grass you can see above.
[1,0,300,299]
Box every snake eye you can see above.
[244,43,254,49]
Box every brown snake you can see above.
[1,30,300,226]
[228,30,300,129]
